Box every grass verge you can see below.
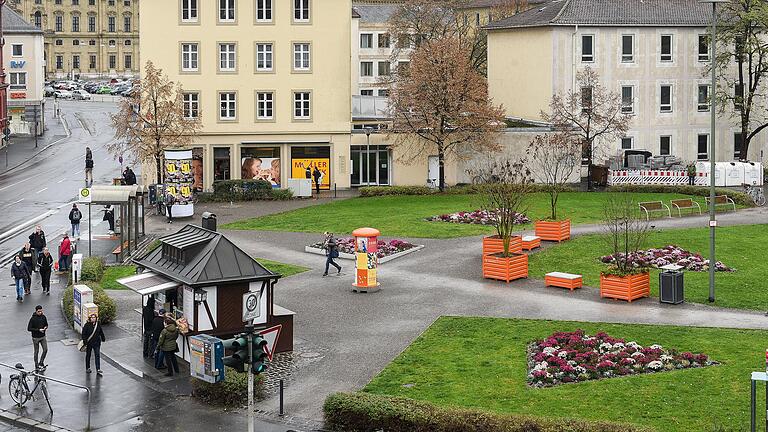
[256,258,309,278]
[101,265,137,290]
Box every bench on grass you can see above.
[111,241,129,262]
[705,195,736,212]
[521,235,541,251]
[670,198,702,217]
[544,272,583,291]
[639,201,671,220]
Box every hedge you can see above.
[208,179,293,201]
[323,392,653,432]
[607,185,754,207]
[191,368,263,407]
[359,184,576,197]
[63,282,118,325]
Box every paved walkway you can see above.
[0,103,68,177]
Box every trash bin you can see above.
[202,212,217,231]
[659,264,684,304]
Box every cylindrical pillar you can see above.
[351,227,381,293]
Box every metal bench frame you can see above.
[705,195,736,212]
[670,199,702,217]
[639,201,671,220]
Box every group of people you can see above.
[11,226,61,302]
[142,297,180,376]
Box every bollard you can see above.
[279,379,284,416]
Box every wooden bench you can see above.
[521,235,541,251]
[639,201,671,220]
[705,195,736,212]
[545,272,583,291]
[111,241,129,262]
[670,198,702,217]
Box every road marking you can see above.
[0,209,57,243]
[0,175,35,192]
[10,198,23,205]
[36,188,48,194]
[57,178,66,183]
[74,169,83,175]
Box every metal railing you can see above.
[0,362,92,430]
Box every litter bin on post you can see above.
[352,227,380,293]
[202,212,217,231]
[659,264,684,304]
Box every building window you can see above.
[378,33,390,48]
[124,16,131,32]
[293,43,310,70]
[294,0,309,21]
[55,0,61,4]
[698,85,710,112]
[660,136,671,155]
[581,34,594,62]
[397,61,410,75]
[360,89,373,96]
[108,39,116,47]
[89,39,96,46]
[88,15,96,32]
[360,33,373,49]
[55,15,63,32]
[109,54,116,69]
[183,92,199,118]
[219,0,235,22]
[73,40,80,46]
[11,44,22,57]
[9,72,27,90]
[378,61,390,76]
[73,55,80,69]
[124,40,131,45]
[580,86,593,112]
[294,92,311,119]
[72,15,80,32]
[219,92,236,120]
[108,16,115,32]
[214,147,231,180]
[89,55,96,69]
[55,39,63,46]
[698,34,709,62]
[256,92,273,119]
[124,54,132,69]
[89,0,95,5]
[660,34,673,62]
[697,134,709,160]
[72,0,79,5]
[124,0,131,6]
[256,43,273,71]
[34,11,41,28]
[734,83,744,110]
[56,55,63,69]
[621,137,633,150]
[660,85,672,113]
[181,0,198,22]
[734,133,743,159]
[256,0,272,22]
[219,43,236,71]
[378,89,389,97]
[181,43,199,71]
[621,34,633,63]
[108,0,115,5]
[621,86,633,114]
[360,61,373,77]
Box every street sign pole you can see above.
[245,323,254,432]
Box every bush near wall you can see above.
[63,282,118,325]
[80,256,106,282]
[323,392,653,432]
[209,179,293,201]
[607,185,754,207]
[191,368,263,407]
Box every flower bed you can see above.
[308,238,416,259]
[527,329,715,388]
[600,245,734,272]
[426,210,530,226]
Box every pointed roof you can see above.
[3,5,43,34]
[135,224,279,287]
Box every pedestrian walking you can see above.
[69,203,82,237]
[29,225,46,269]
[157,317,180,376]
[312,166,322,199]
[322,232,342,276]
[152,308,166,367]
[102,205,115,234]
[58,233,72,272]
[19,242,35,274]
[142,296,155,358]
[39,248,53,295]
[85,147,94,186]
[11,256,30,302]
[687,163,697,186]
[27,305,48,371]
[81,313,105,375]
[165,192,175,224]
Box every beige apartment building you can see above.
[486,0,767,164]
[140,0,353,191]
[10,0,139,79]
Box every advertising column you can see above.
[164,149,194,217]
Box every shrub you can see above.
[360,186,436,197]
[80,256,106,282]
[210,179,293,201]
[191,368,263,407]
[323,392,653,432]
[63,283,118,325]
[607,185,754,207]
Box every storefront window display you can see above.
[291,146,331,190]
[241,147,280,187]
[192,147,204,192]
[214,147,231,181]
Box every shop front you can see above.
[351,145,390,186]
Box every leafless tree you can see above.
[527,133,580,220]
[601,194,650,274]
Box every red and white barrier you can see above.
[608,170,709,186]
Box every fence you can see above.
[608,169,709,186]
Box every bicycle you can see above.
[8,363,52,412]
[742,183,766,207]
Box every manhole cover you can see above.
[300,352,321,359]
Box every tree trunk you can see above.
[438,144,446,192]
[155,155,162,185]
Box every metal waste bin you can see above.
[202,212,217,231]
[659,264,684,304]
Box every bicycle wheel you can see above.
[9,377,28,406]
[756,193,766,207]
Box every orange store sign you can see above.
[10,92,26,99]
[291,158,330,190]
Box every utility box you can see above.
[202,212,217,231]
[659,264,684,304]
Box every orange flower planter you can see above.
[482,235,522,255]
[534,220,571,242]
[599,272,650,302]
[482,253,528,283]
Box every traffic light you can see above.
[251,334,268,375]
[222,335,249,373]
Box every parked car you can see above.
[44,86,55,97]
[96,85,113,94]
[72,89,91,100]
[53,90,73,99]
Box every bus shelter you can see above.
[80,185,146,261]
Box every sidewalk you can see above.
[0,105,68,176]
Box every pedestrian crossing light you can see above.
[251,335,269,375]
[222,336,249,373]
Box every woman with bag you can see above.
[80,313,105,375]
[157,318,180,377]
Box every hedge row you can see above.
[607,184,754,207]
[63,282,118,325]
[359,184,575,197]
[323,392,653,432]
[203,179,293,202]
[191,368,263,407]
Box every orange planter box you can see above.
[482,235,522,255]
[545,272,582,290]
[600,272,650,302]
[534,220,571,242]
[521,235,541,251]
[482,253,528,283]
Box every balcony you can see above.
[352,95,389,120]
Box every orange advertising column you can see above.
[352,227,381,293]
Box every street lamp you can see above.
[364,126,373,186]
[700,0,727,303]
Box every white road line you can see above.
[0,209,57,243]
[11,198,23,205]
[74,169,83,174]
[57,178,66,183]
[0,175,35,192]
[36,188,48,194]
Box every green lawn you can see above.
[223,192,706,238]
[101,265,137,290]
[528,224,767,310]
[256,258,309,278]
[365,316,767,432]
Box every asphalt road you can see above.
[0,100,126,268]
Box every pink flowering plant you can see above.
[600,245,735,272]
[527,329,715,387]
[426,209,530,226]
[308,238,416,259]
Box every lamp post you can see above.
[700,0,727,303]
[0,0,8,140]
[364,126,373,186]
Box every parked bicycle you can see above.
[742,183,766,207]
[8,363,52,411]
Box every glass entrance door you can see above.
[351,145,390,186]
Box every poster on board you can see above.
[241,157,281,187]
[291,158,330,190]
[164,149,194,217]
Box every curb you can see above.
[0,408,73,432]
[1,114,70,176]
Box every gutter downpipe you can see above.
[572,24,578,93]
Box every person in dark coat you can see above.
[102,205,115,233]
[27,305,48,370]
[81,313,105,375]
[85,147,94,186]
[165,192,175,224]
[122,167,137,185]
[11,256,30,302]
[152,309,166,366]
[312,166,322,198]
[322,232,342,276]
[39,248,53,295]
[28,225,46,269]
[305,166,311,179]
[157,318,180,376]
[18,242,35,280]
[142,296,155,358]
[69,204,83,238]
